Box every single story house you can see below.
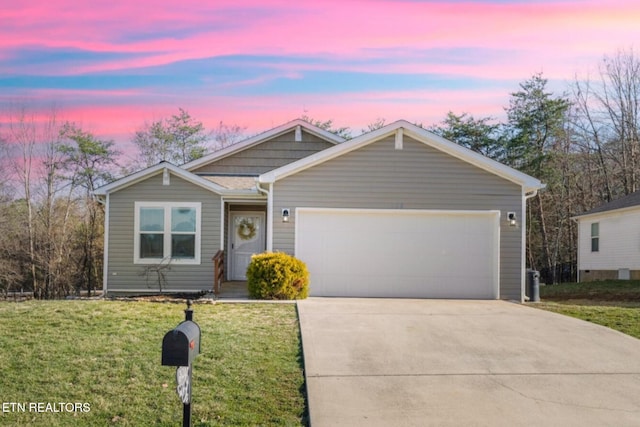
[94,119,544,301]
[573,190,640,281]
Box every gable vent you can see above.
[295,125,302,142]
[395,128,404,150]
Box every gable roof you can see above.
[182,119,345,172]
[94,162,257,197]
[259,120,544,194]
[573,190,640,219]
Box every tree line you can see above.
[0,108,244,298]
[429,48,640,283]
[1,48,638,297]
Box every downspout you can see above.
[95,193,109,297]
[521,188,539,302]
[256,181,273,251]
[570,216,580,283]
[220,197,225,250]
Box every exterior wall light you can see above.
[282,208,290,223]
[507,212,517,227]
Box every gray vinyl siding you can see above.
[272,135,524,300]
[191,130,335,175]
[106,172,221,294]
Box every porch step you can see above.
[217,281,249,299]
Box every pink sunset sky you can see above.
[1,0,639,158]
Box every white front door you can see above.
[229,212,266,280]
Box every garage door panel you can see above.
[296,208,499,299]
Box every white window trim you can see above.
[134,201,202,265]
[591,222,599,253]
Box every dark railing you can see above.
[212,250,225,295]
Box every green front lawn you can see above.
[0,301,307,426]
[535,280,640,340]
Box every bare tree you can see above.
[362,118,386,133]
[6,106,39,295]
[59,123,119,296]
[0,139,20,293]
[596,48,640,195]
[212,121,246,150]
[570,48,640,207]
[572,77,615,203]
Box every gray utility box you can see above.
[162,320,201,367]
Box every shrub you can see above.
[247,252,309,300]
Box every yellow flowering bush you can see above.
[247,252,309,300]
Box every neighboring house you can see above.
[573,190,640,281]
[94,119,544,301]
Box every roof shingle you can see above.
[577,190,640,217]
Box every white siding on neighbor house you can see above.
[107,172,221,293]
[191,130,335,175]
[271,135,524,300]
[578,208,640,270]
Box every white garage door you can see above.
[296,208,500,299]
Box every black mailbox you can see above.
[162,320,201,366]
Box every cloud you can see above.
[1,0,639,153]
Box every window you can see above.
[591,222,599,252]
[134,202,201,264]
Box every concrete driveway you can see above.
[297,298,640,426]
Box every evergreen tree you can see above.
[133,108,209,167]
[429,112,505,161]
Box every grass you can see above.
[535,280,640,340]
[0,300,307,426]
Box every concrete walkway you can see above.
[297,298,640,426]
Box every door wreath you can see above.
[237,218,257,240]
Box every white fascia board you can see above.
[93,162,167,195]
[260,119,544,194]
[103,193,110,294]
[292,119,346,143]
[260,125,399,183]
[94,162,235,196]
[401,125,544,193]
[572,205,640,221]
[183,119,346,172]
[221,190,264,199]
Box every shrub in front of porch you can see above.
[247,252,309,300]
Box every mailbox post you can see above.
[162,300,200,427]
